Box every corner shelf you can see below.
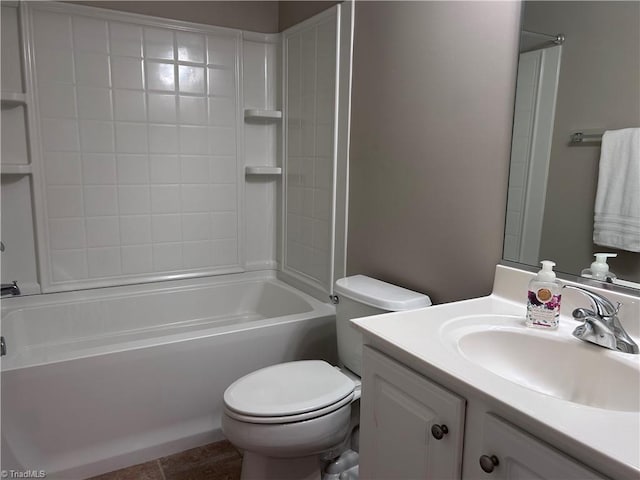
[1,92,27,108]
[1,164,32,175]
[245,166,282,176]
[244,109,282,120]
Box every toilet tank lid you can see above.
[334,275,432,311]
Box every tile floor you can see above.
[88,440,242,480]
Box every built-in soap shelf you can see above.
[1,164,32,175]
[245,166,282,176]
[1,91,30,173]
[244,109,282,120]
[244,109,281,178]
[1,92,27,108]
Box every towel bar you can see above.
[570,131,603,145]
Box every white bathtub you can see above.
[0,271,336,479]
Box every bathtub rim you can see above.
[1,270,335,372]
[1,270,320,312]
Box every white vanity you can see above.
[352,265,640,480]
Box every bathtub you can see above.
[0,271,336,479]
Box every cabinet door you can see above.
[473,414,608,480]
[360,346,466,480]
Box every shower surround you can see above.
[29,3,266,291]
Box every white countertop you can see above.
[351,265,640,479]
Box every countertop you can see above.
[351,265,640,480]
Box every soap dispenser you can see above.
[526,260,562,329]
[581,253,617,283]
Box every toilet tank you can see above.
[334,275,431,376]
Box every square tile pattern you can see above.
[87,440,242,480]
[284,17,337,288]
[32,9,241,286]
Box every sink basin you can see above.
[442,315,640,412]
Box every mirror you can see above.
[504,1,640,288]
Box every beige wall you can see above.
[68,1,280,32]
[68,1,337,33]
[525,2,640,282]
[347,1,521,304]
[278,1,338,31]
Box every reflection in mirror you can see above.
[504,1,640,288]
[519,30,564,53]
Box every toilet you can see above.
[222,275,432,480]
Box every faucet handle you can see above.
[562,285,619,317]
[571,307,595,320]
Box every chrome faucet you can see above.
[563,285,638,354]
[0,242,20,297]
[1,280,20,297]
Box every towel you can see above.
[593,128,640,252]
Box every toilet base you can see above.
[241,451,322,480]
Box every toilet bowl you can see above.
[223,360,358,456]
[222,275,431,480]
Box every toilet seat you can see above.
[224,360,355,424]
[225,391,354,424]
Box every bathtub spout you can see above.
[1,281,20,297]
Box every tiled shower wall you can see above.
[30,5,246,289]
[283,12,337,291]
[243,34,279,271]
[1,4,40,295]
[3,2,343,294]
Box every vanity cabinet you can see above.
[360,346,466,479]
[360,346,608,480]
[477,414,606,479]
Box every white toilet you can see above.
[222,275,432,480]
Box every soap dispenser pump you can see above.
[581,253,617,283]
[526,260,562,329]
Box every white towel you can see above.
[593,128,640,252]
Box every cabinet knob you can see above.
[479,455,499,473]
[430,424,449,440]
